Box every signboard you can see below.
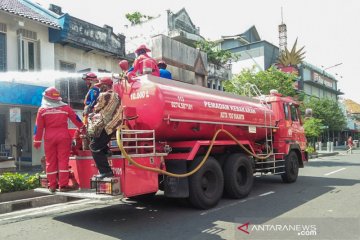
[66,16,125,57]
[10,107,21,123]
[313,72,334,88]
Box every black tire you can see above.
[281,151,299,183]
[188,156,224,209]
[223,153,254,199]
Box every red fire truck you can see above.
[38,74,308,210]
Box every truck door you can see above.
[289,104,306,150]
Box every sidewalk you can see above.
[314,145,359,158]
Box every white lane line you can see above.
[324,168,346,176]
[259,191,275,197]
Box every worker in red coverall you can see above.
[33,87,84,193]
[127,44,160,81]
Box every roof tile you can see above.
[0,0,60,29]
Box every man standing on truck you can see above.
[33,87,85,193]
[82,72,100,150]
[158,60,172,80]
[82,72,100,124]
[127,44,160,81]
[88,77,123,178]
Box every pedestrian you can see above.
[347,136,353,154]
[33,87,85,193]
[88,77,123,179]
[127,44,160,81]
[158,60,172,80]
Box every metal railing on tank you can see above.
[117,129,156,157]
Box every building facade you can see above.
[215,26,279,73]
[0,0,126,166]
[124,8,230,89]
[0,0,60,165]
[216,26,343,100]
[298,62,342,100]
[152,34,207,86]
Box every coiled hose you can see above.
[116,127,273,178]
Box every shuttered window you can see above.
[17,29,40,71]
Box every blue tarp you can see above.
[0,82,46,106]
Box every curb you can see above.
[318,152,339,157]
[0,195,75,214]
[309,152,339,159]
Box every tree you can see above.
[223,66,298,98]
[125,12,154,25]
[195,40,239,66]
[303,117,324,149]
[302,97,346,133]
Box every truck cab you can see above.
[266,90,308,166]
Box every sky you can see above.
[35,0,360,103]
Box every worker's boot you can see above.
[94,172,114,179]
[59,185,77,192]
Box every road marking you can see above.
[259,191,275,197]
[324,168,346,176]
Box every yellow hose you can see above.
[116,127,273,178]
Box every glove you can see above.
[33,141,41,149]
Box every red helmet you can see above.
[158,60,167,68]
[95,77,113,87]
[43,87,62,101]
[82,72,98,82]
[118,60,129,71]
[135,44,151,54]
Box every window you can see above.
[60,61,76,72]
[290,105,299,121]
[283,103,289,120]
[0,24,7,72]
[17,29,40,71]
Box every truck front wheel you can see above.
[281,151,299,183]
[188,156,224,209]
[224,153,254,198]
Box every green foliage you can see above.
[303,117,324,139]
[0,172,40,193]
[302,97,346,132]
[306,146,315,154]
[195,40,239,66]
[223,66,298,97]
[125,12,154,25]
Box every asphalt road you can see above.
[0,151,360,240]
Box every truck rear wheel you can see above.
[188,156,224,209]
[281,151,299,183]
[224,153,253,198]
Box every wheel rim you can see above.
[236,166,247,186]
[201,170,217,198]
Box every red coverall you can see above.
[34,105,83,189]
[127,53,160,80]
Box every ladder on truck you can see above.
[242,84,285,175]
